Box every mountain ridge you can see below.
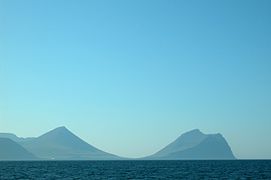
[0,127,236,160]
[145,129,235,160]
[0,133,35,142]
[19,126,121,160]
[0,138,37,160]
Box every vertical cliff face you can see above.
[147,129,235,160]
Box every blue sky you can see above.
[1,0,271,158]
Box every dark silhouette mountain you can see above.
[19,126,121,160]
[0,138,37,160]
[146,129,235,160]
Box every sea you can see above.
[0,160,270,179]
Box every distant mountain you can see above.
[0,127,236,160]
[0,133,35,142]
[146,129,235,160]
[0,138,37,161]
[19,126,121,160]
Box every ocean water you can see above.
[0,160,270,179]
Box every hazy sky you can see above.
[1,0,271,159]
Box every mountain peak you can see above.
[147,129,235,160]
[185,129,203,135]
[177,129,205,140]
[23,126,120,160]
[37,126,74,140]
[48,126,70,133]
[55,126,68,131]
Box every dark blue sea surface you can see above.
[0,160,270,179]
